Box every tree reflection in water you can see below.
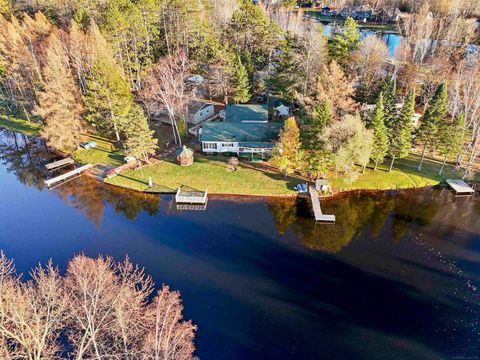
[266,190,457,253]
[0,129,160,226]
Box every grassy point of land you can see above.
[106,155,304,195]
[331,154,465,191]
[0,115,41,137]
[73,134,124,166]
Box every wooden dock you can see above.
[45,157,75,171]
[446,179,475,195]
[309,186,336,223]
[45,164,93,188]
[175,188,208,204]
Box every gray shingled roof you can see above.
[200,122,282,143]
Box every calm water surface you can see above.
[1,130,480,359]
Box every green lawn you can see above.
[331,154,465,191]
[106,156,303,195]
[0,115,41,137]
[106,153,469,195]
[73,134,124,166]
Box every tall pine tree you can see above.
[123,105,158,162]
[84,58,134,141]
[417,82,448,171]
[231,55,251,104]
[437,113,465,176]
[380,77,397,132]
[388,89,415,171]
[370,93,388,170]
[327,17,360,67]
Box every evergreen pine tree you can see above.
[36,34,85,152]
[267,37,296,102]
[84,58,134,141]
[313,99,332,133]
[437,113,465,176]
[388,89,415,171]
[370,93,389,170]
[327,17,360,67]
[271,117,301,176]
[123,105,158,162]
[232,55,251,104]
[417,82,448,171]
[380,77,397,132]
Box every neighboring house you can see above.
[321,6,338,16]
[188,101,214,125]
[200,122,283,157]
[341,5,374,21]
[224,104,268,123]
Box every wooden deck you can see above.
[45,164,93,188]
[45,157,74,171]
[446,179,475,195]
[175,188,208,204]
[309,186,336,223]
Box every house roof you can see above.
[175,145,194,158]
[225,104,268,123]
[188,101,209,115]
[200,122,283,143]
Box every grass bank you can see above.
[0,116,41,137]
[107,153,466,196]
[331,154,464,191]
[73,134,124,166]
[106,156,303,196]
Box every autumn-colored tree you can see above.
[316,61,357,119]
[36,33,85,152]
[271,117,301,176]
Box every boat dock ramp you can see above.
[309,186,336,223]
[446,179,475,195]
[44,164,93,188]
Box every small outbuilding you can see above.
[176,146,194,166]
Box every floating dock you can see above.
[309,186,336,223]
[175,188,208,205]
[45,164,93,188]
[45,157,75,171]
[446,179,475,195]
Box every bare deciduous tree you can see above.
[141,50,190,145]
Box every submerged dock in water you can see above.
[308,186,335,223]
[446,179,475,195]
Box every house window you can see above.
[199,112,203,116]
[221,143,235,148]
[203,142,217,150]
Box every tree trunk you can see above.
[418,143,427,171]
[439,155,447,176]
[113,122,121,142]
[374,159,379,171]
[389,155,395,172]
[362,162,367,173]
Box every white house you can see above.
[187,101,214,125]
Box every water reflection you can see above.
[0,129,160,226]
[267,189,479,253]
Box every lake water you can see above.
[1,129,480,359]
[307,15,402,56]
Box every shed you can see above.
[176,146,194,166]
